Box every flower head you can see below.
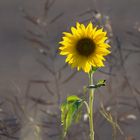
[59,22,111,73]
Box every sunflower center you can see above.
[76,38,95,57]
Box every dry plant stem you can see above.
[113,126,117,140]
[89,72,95,140]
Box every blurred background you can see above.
[0,0,140,140]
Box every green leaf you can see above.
[61,101,68,126]
[87,80,106,89]
[96,79,106,88]
[60,95,83,137]
[97,80,106,85]
[67,95,80,102]
[73,107,82,123]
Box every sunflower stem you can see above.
[88,71,95,140]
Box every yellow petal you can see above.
[94,32,107,42]
[59,22,111,72]
[65,54,73,62]
[76,22,81,29]
[95,47,111,55]
[82,62,91,73]
[81,24,86,31]
[71,27,77,35]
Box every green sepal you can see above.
[89,67,98,75]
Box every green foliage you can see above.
[61,95,83,137]
[88,79,106,89]
[67,95,81,102]
[96,79,106,87]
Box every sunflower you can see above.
[59,22,111,73]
